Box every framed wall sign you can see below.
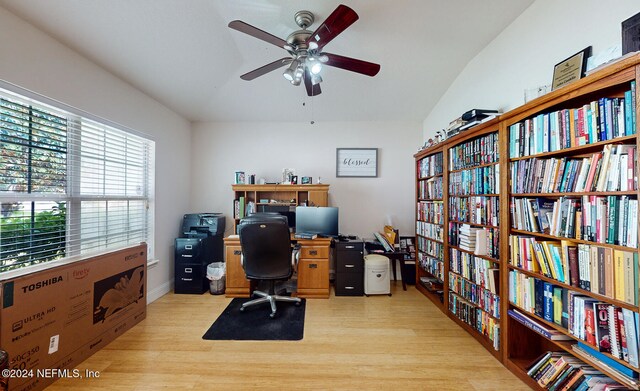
[336,148,378,177]
[551,46,591,90]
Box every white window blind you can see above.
[0,87,154,274]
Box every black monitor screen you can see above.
[295,206,339,237]
[257,205,295,229]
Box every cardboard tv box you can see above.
[0,244,147,391]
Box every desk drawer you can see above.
[300,246,329,259]
[335,272,364,296]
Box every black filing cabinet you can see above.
[175,237,211,294]
[335,239,364,296]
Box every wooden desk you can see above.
[224,235,332,299]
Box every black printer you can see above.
[175,213,226,294]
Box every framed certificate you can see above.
[551,46,591,90]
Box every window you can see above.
[0,87,154,274]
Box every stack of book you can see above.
[458,224,480,251]
[526,351,626,390]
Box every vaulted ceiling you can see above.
[0,0,534,123]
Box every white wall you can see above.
[423,0,640,139]
[190,121,421,239]
[0,7,192,302]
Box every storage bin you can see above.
[364,254,391,296]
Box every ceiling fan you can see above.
[228,4,380,96]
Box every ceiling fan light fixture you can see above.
[310,62,322,75]
[311,74,323,86]
[282,59,300,81]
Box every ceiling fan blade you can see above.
[322,53,380,76]
[303,68,322,96]
[240,58,292,80]
[306,4,358,50]
[228,20,288,49]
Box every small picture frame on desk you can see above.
[301,176,312,184]
[291,175,298,184]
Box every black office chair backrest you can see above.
[242,212,288,226]
[238,216,292,280]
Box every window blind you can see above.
[0,88,154,273]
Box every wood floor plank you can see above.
[44,282,529,390]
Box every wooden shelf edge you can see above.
[510,229,638,252]
[446,310,502,361]
[508,134,637,161]
[507,264,640,312]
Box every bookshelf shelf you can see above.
[509,134,637,162]
[448,220,499,229]
[507,264,639,312]
[510,229,637,251]
[448,245,500,263]
[415,234,443,244]
[511,191,637,197]
[448,161,499,174]
[414,53,640,389]
[509,301,639,373]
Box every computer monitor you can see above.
[257,205,295,230]
[295,206,339,237]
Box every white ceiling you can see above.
[0,0,534,123]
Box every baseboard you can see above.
[147,280,172,304]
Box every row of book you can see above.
[449,223,500,259]
[449,272,500,319]
[510,144,637,194]
[233,197,256,219]
[449,248,499,295]
[416,200,444,224]
[418,252,444,281]
[417,236,444,259]
[449,164,500,195]
[417,152,443,178]
[449,132,500,171]
[448,292,500,351]
[510,235,638,305]
[448,195,499,226]
[416,221,443,242]
[509,83,637,158]
[418,176,443,199]
[525,350,626,390]
[508,271,640,368]
[510,195,638,248]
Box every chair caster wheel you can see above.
[269,313,276,319]
[240,307,245,312]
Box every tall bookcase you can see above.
[414,54,640,389]
[446,123,503,356]
[414,145,445,309]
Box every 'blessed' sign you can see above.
[336,148,378,177]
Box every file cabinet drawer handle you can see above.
[309,250,318,256]
[185,245,192,250]
[308,263,318,269]
[345,286,355,290]
[345,245,355,249]
[182,278,193,281]
[345,264,355,268]
[185,268,192,273]
[182,254,193,258]
[233,250,242,255]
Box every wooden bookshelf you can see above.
[413,144,445,309]
[414,53,640,389]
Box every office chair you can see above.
[238,214,301,318]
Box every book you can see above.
[508,309,572,340]
[593,303,612,354]
[294,232,318,240]
[374,232,394,252]
[621,308,639,368]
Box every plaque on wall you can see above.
[551,47,591,91]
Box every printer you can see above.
[175,213,226,294]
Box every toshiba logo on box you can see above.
[21,276,63,294]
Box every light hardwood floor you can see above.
[47,282,529,390]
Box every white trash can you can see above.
[206,262,226,295]
[364,254,391,296]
